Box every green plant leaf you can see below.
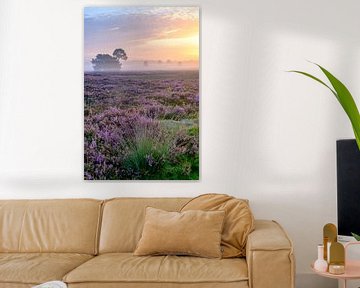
[351,232,360,241]
[316,64,360,148]
[289,64,360,150]
[288,70,337,98]
[353,128,360,151]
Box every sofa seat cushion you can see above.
[64,253,248,285]
[0,253,93,285]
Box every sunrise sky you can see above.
[84,7,199,71]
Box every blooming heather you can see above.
[84,71,199,180]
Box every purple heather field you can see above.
[84,70,199,180]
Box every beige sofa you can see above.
[0,198,295,288]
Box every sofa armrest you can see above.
[246,220,295,288]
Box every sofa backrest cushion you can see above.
[0,199,102,254]
[99,198,189,253]
[181,194,254,258]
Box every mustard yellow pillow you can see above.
[181,194,255,258]
[134,207,225,258]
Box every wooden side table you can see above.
[311,242,360,288]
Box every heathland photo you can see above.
[84,7,199,180]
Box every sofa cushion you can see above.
[0,253,93,285]
[134,207,225,258]
[0,199,102,254]
[63,253,248,285]
[99,198,190,253]
[181,194,254,258]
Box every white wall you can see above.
[1,0,360,287]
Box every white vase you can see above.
[314,244,328,272]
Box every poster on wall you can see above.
[84,7,199,180]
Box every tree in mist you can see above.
[113,48,128,61]
[91,48,127,71]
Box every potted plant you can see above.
[290,63,360,240]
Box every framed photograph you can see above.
[84,7,199,180]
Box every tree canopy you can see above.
[113,48,128,61]
[91,48,127,71]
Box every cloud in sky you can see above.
[84,6,199,71]
[84,7,198,20]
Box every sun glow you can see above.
[145,33,199,60]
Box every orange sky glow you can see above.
[84,7,199,71]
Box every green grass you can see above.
[122,132,169,178]
[121,123,199,180]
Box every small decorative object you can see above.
[84,7,200,180]
[314,244,328,272]
[323,223,337,262]
[328,264,345,275]
[311,240,360,287]
[326,241,331,264]
[329,242,345,275]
